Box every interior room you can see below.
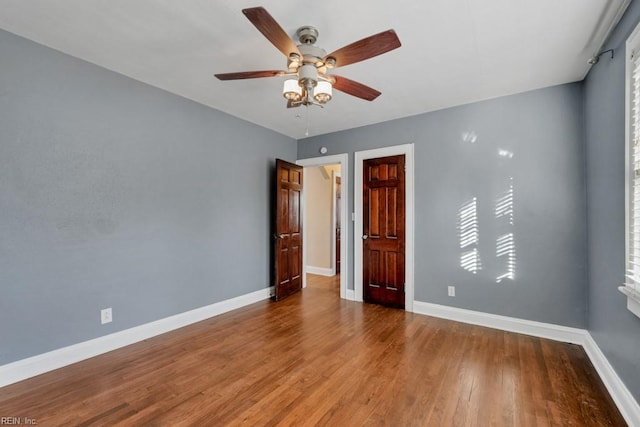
[1,1,639,425]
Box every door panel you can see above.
[363,155,405,308]
[274,159,303,301]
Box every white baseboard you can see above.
[0,286,273,388]
[413,301,585,344]
[306,266,334,276]
[346,289,355,301]
[582,333,640,426]
[413,300,640,426]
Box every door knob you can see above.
[362,234,368,240]
[273,233,285,240]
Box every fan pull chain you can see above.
[305,105,310,137]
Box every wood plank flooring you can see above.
[0,274,626,426]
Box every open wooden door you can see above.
[363,155,405,308]
[273,159,303,301]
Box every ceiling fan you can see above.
[215,7,401,108]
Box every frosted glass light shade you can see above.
[314,81,332,104]
[283,79,302,101]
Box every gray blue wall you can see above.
[0,29,296,364]
[584,0,640,400]
[299,83,587,328]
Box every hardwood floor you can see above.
[0,274,625,426]
[306,272,341,292]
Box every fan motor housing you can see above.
[296,26,327,68]
[298,44,326,66]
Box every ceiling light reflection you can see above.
[498,149,514,158]
[462,131,478,144]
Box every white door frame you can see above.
[354,144,415,312]
[297,154,349,300]
[331,170,341,277]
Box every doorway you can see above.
[305,164,340,279]
[297,154,349,300]
[355,144,414,311]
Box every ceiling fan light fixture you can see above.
[314,81,333,104]
[216,7,402,108]
[283,79,302,101]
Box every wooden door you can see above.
[363,155,405,308]
[335,175,341,274]
[274,159,303,301]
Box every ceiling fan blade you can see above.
[242,7,302,59]
[331,75,381,101]
[215,70,285,80]
[324,30,401,68]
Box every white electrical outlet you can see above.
[101,308,112,324]
[448,286,456,297]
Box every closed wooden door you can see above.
[274,159,303,301]
[335,175,341,274]
[363,155,405,308]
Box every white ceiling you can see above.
[0,0,627,139]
